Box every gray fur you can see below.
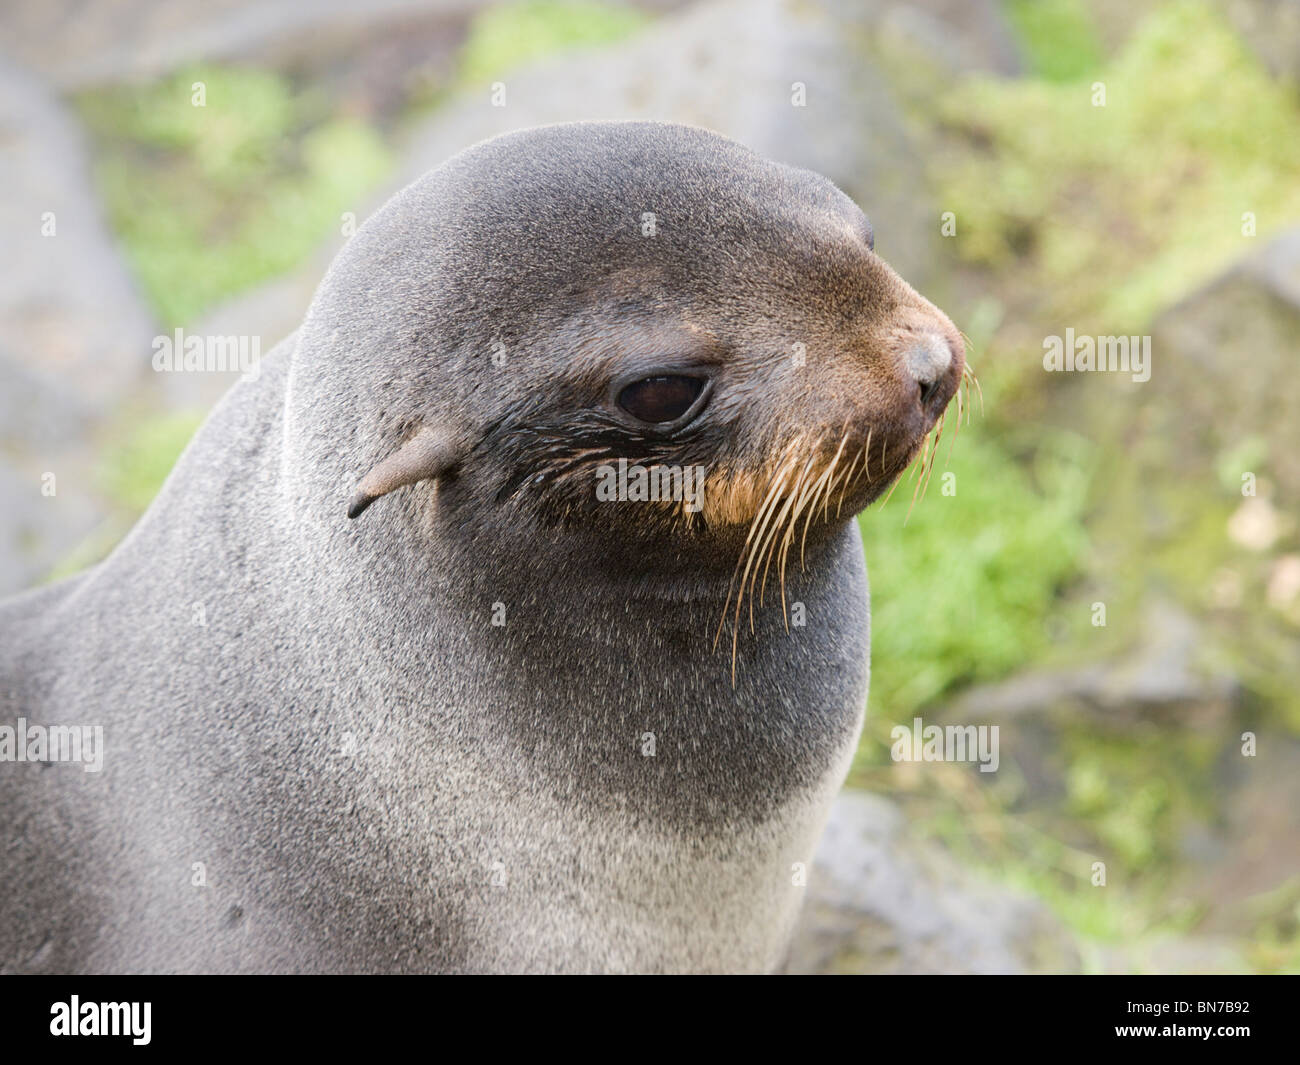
[0,122,960,973]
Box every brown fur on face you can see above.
[347,124,968,621]
[477,224,967,552]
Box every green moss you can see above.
[858,427,1093,729]
[1244,878,1300,973]
[43,410,205,583]
[938,0,1300,331]
[98,410,205,514]
[75,6,652,327]
[1214,436,1270,495]
[1003,0,1105,81]
[1062,725,1218,867]
[79,65,296,175]
[1087,406,1300,729]
[458,0,650,84]
[76,65,391,327]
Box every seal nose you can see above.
[903,332,956,410]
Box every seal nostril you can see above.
[903,333,953,408]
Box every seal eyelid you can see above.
[613,373,711,429]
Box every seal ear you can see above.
[347,426,460,519]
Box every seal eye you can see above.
[616,375,705,425]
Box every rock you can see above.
[786,790,1080,973]
[1190,735,1300,922]
[0,354,105,593]
[1093,935,1251,975]
[0,346,91,453]
[0,54,157,406]
[872,0,1021,77]
[163,275,319,412]
[0,450,102,596]
[0,53,159,592]
[1149,227,1300,505]
[397,0,941,285]
[937,600,1240,821]
[950,600,1239,724]
[1224,0,1300,81]
[0,0,488,90]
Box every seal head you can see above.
[324,121,963,605]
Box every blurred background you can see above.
[2,0,1298,973]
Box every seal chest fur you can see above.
[0,121,963,974]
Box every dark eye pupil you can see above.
[617,375,704,424]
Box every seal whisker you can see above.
[833,457,851,519]
[920,411,945,503]
[964,362,983,420]
[800,430,848,553]
[806,435,853,563]
[920,423,940,492]
[821,436,846,526]
[720,459,790,619]
[735,452,805,669]
[749,452,803,614]
[903,432,930,525]
[877,443,910,509]
[776,431,845,622]
[757,451,818,618]
[839,445,864,506]
[718,450,799,674]
[774,456,823,627]
[713,458,786,654]
[835,422,866,518]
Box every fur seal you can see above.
[0,121,963,974]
